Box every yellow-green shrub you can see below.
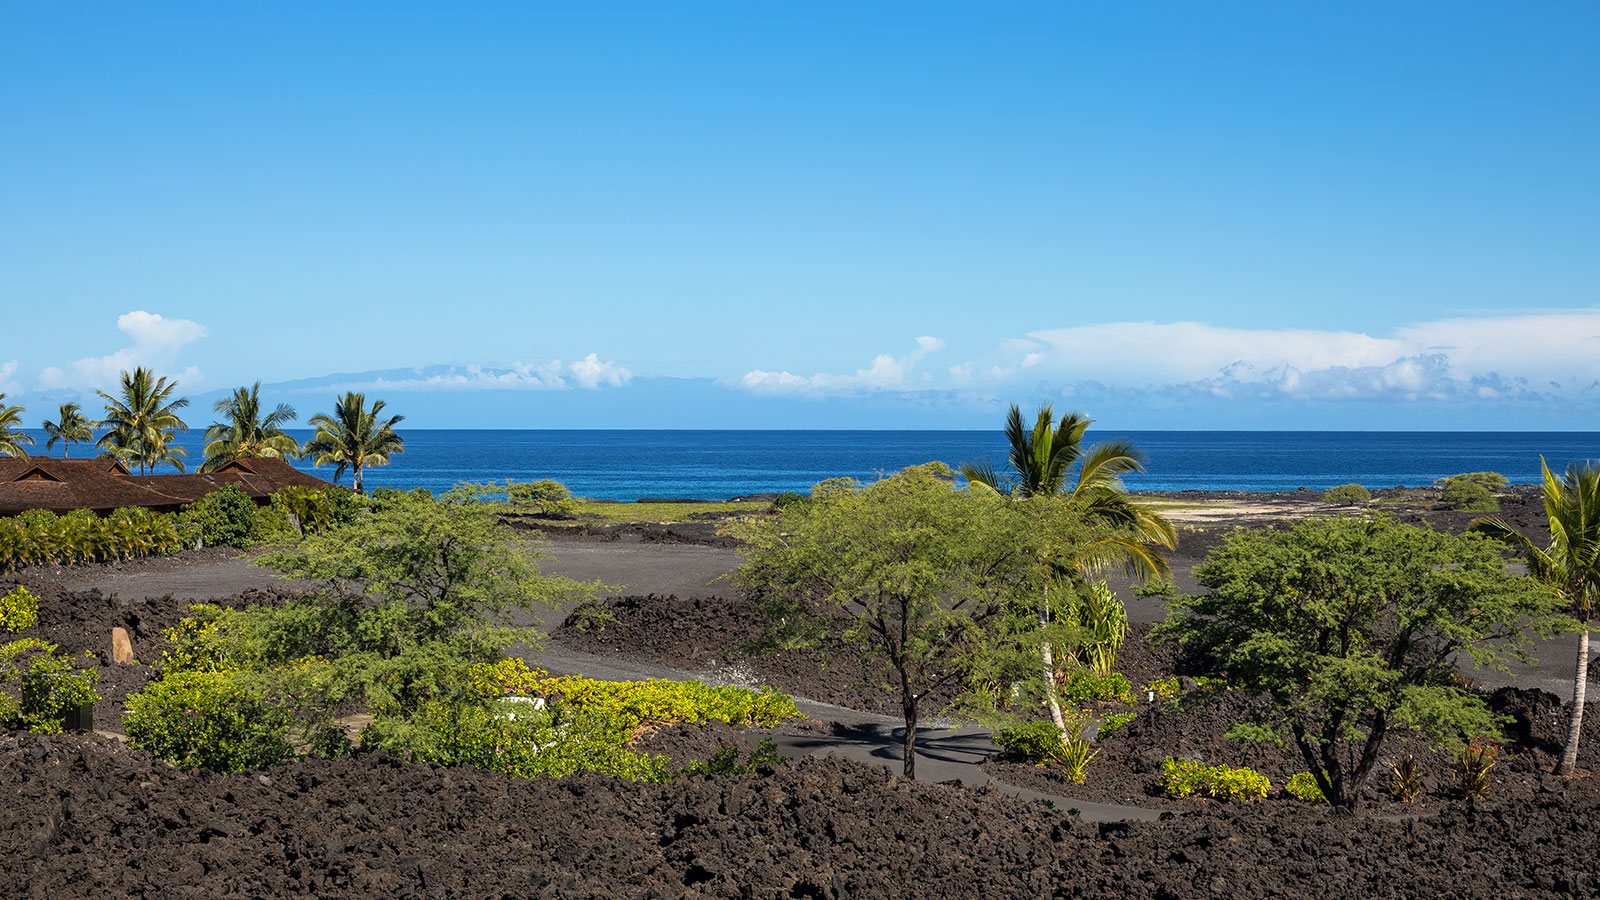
[386,699,674,782]
[0,638,100,733]
[0,586,39,632]
[1159,757,1270,801]
[1144,676,1181,700]
[123,670,291,772]
[537,675,801,729]
[1057,671,1133,706]
[1285,772,1327,803]
[156,607,238,674]
[366,671,800,783]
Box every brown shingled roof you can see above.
[0,458,190,515]
[0,456,337,516]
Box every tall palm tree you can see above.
[43,402,94,458]
[199,383,301,473]
[303,392,404,494]
[96,367,190,475]
[0,394,33,458]
[1474,458,1600,776]
[961,404,1177,569]
[961,403,1177,734]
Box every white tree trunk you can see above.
[1557,627,1589,776]
[1042,580,1066,732]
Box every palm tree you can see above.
[1473,458,1600,776]
[96,367,190,475]
[199,383,300,473]
[303,392,404,494]
[0,394,33,458]
[961,403,1177,734]
[43,402,94,458]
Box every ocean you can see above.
[22,429,1600,501]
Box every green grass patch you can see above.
[573,500,770,525]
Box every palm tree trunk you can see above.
[1042,580,1066,733]
[1557,627,1589,776]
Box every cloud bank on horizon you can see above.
[739,310,1600,408]
[5,308,1598,428]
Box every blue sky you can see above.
[3,2,1597,429]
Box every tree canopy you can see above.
[0,394,32,459]
[1157,516,1565,809]
[304,392,404,493]
[42,403,93,458]
[214,487,607,746]
[727,463,1105,778]
[200,382,300,473]
[96,367,189,474]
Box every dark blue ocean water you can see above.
[23,429,1599,500]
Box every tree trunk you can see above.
[901,682,919,779]
[1557,627,1590,776]
[1041,581,1066,732]
[354,464,363,495]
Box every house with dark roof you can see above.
[0,456,337,516]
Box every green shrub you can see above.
[272,485,359,536]
[674,739,786,778]
[1158,757,1270,801]
[1322,483,1371,506]
[123,670,291,772]
[1285,772,1327,803]
[181,484,259,548]
[537,675,801,728]
[1098,712,1137,739]
[1144,676,1181,700]
[0,638,100,733]
[1439,472,1508,491]
[156,607,238,675]
[0,506,182,573]
[1441,479,1498,512]
[1057,670,1133,706]
[770,492,808,512]
[994,720,1069,764]
[377,698,674,782]
[507,479,579,517]
[993,715,1099,783]
[362,665,801,784]
[20,659,100,734]
[0,585,39,632]
[251,502,299,546]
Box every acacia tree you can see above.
[728,463,1099,779]
[255,488,598,714]
[1473,458,1600,775]
[43,403,93,458]
[0,394,32,458]
[1158,516,1564,810]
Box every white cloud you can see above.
[303,356,633,394]
[568,353,633,389]
[37,310,208,391]
[741,336,946,395]
[0,360,19,396]
[951,310,1600,405]
[732,310,1600,411]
